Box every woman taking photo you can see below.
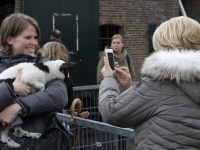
[99,16,200,149]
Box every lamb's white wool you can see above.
[0,59,74,148]
[0,60,66,91]
[141,49,200,82]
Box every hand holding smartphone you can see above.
[105,49,116,73]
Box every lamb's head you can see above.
[44,60,76,81]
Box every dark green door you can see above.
[24,0,99,86]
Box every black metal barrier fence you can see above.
[57,82,137,150]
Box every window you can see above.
[148,25,158,54]
[99,25,123,52]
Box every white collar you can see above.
[141,49,200,82]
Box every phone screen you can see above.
[107,52,115,70]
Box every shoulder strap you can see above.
[126,54,130,68]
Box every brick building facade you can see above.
[99,0,179,80]
[2,0,200,81]
[183,0,200,23]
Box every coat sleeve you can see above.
[128,56,136,81]
[98,76,160,128]
[17,79,68,117]
[0,82,16,111]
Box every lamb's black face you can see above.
[62,68,70,81]
[60,62,76,81]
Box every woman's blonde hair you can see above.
[111,34,124,43]
[43,42,69,62]
[153,16,200,51]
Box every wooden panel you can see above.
[24,0,99,85]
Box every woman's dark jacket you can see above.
[0,52,68,144]
[64,77,74,109]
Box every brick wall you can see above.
[16,0,180,81]
[183,0,200,22]
[100,0,179,81]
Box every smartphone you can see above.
[105,49,116,73]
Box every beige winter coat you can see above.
[97,50,135,84]
[99,49,200,150]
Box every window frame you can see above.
[99,24,123,52]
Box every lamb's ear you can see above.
[60,62,76,72]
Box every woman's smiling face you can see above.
[7,24,38,57]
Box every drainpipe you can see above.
[179,0,187,16]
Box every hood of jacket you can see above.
[141,49,200,104]
[0,52,48,67]
[0,53,38,66]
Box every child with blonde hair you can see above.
[43,42,89,118]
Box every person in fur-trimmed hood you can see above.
[98,16,200,150]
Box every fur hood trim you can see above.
[141,49,200,82]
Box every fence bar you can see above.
[56,113,135,138]
[73,85,100,91]
[73,82,137,91]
